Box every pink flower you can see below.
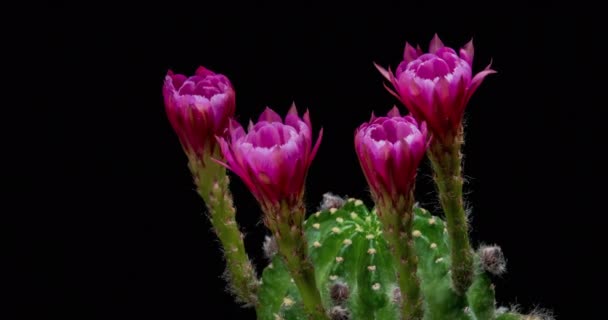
[376,34,495,142]
[216,105,323,211]
[355,107,428,203]
[163,66,236,160]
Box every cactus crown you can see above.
[259,199,495,320]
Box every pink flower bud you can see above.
[377,34,495,142]
[216,105,322,212]
[355,107,428,203]
[163,66,236,160]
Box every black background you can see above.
[14,1,589,319]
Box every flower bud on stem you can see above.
[354,108,428,320]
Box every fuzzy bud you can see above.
[329,281,350,304]
[478,245,506,276]
[320,193,346,211]
[329,306,351,320]
[263,236,278,260]
[392,287,402,305]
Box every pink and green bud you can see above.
[376,34,495,142]
[163,66,236,160]
[354,107,429,204]
[216,105,323,213]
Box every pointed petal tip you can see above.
[460,39,475,65]
[310,127,324,162]
[303,108,312,128]
[370,111,377,122]
[289,102,298,114]
[430,33,445,53]
[374,62,391,81]
[195,66,214,75]
[485,59,495,70]
[403,41,421,63]
[387,105,401,117]
[259,106,282,123]
[303,107,310,117]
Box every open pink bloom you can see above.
[163,66,235,159]
[217,105,323,211]
[376,34,495,142]
[355,107,429,202]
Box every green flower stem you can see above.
[270,202,329,320]
[428,130,474,295]
[191,150,259,306]
[377,193,424,320]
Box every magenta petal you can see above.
[354,113,428,201]
[432,58,450,77]
[288,103,298,116]
[379,34,495,141]
[309,128,323,163]
[217,105,321,211]
[387,106,401,118]
[229,119,245,139]
[429,33,445,53]
[195,66,216,77]
[403,42,420,64]
[374,62,391,81]
[302,109,312,131]
[256,125,282,147]
[178,81,196,95]
[168,74,187,90]
[369,112,377,122]
[259,107,283,123]
[285,110,301,129]
[216,137,235,168]
[435,77,450,104]
[459,39,474,66]
[467,67,497,101]
[162,66,236,159]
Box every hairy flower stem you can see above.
[191,149,259,306]
[377,192,424,320]
[268,202,329,320]
[428,129,474,295]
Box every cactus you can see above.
[257,199,489,320]
[163,35,551,320]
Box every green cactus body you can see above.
[257,199,496,320]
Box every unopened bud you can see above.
[330,281,350,304]
[478,245,506,276]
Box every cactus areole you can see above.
[164,35,548,320]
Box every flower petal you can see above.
[374,62,391,82]
[429,33,445,54]
[459,39,474,66]
[258,107,283,123]
[403,42,420,64]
